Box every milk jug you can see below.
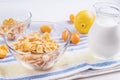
[88,2,120,59]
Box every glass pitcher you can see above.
[88,2,120,60]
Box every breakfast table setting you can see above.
[1,0,120,80]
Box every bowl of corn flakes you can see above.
[0,9,32,40]
[4,21,71,70]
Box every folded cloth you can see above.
[1,22,120,80]
[1,48,120,80]
[61,64,120,80]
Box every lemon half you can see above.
[74,10,95,34]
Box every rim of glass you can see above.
[4,21,71,55]
[0,9,32,23]
[93,2,120,17]
[0,10,32,38]
[15,10,32,25]
[24,11,32,23]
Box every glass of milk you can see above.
[88,2,120,60]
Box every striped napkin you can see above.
[0,21,120,80]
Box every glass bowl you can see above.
[0,9,32,40]
[4,21,71,70]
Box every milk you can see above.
[88,16,120,59]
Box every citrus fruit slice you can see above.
[74,10,95,34]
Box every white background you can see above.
[0,0,120,80]
[1,0,118,22]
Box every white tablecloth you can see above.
[0,0,120,80]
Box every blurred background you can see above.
[0,0,119,21]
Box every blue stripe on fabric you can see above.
[6,55,13,58]
[91,60,120,67]
[0,44,87,63]
[0,63,88,80]
[0,45,88,63]
[69,42,87,46]
[1,42,88,63]
[0,58,16,63]
[67,45,88,52]
[80,36,88,38]
[0,60,120,80]
[57,40,87,47]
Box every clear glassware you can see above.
[88,2,120,60]
[0,9,32,40]
[4,21,71,70]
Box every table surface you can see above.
[0,0,120,80]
